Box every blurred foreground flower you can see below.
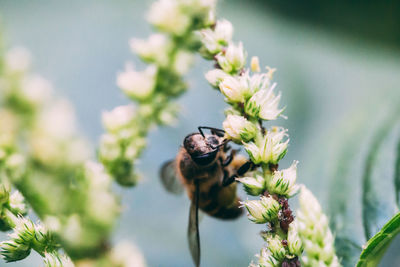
[297,185,341,267]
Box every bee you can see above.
[160,126,252,267]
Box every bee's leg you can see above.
[223,144,231,152]
[222,170,236,187]
[236,160,254,175]
[221,149,239,167]
[222,160,257,186]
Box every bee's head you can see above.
[183,133,222,166]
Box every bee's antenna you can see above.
[198,126,225,138]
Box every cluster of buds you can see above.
[0,44,131,265]
[100,0,217,186]
[297,186,341,267]
[0,215,68,263]
[41,161,119,259]
[0,47,52,117]
[199,16,303,267]
[0,47,91,170]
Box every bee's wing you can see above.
[188,180,200,267]
[159,160,184,195]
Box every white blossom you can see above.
[267,161,299,197]
[264,233,286,261]
[173,50,194,75]
[223,114,257,143]
[241,196,280,224]
[130,34,172,67]
[117,63,157,101]
[21,75,53,106]
[251,56,261,72]
[258,247,280,267]
[219,75,249,103]
[244,127,288,165]
[287,220,303,256]
[236,172,265,196]
[43,252,74,267]
[9,191,27,215]
[205,69,229,88]
[102,105,136,132]
[109,241,147,267]
[216,42,246,73]
[99,134,121,162]
[260,196,280,222]
[147,0,191,36]
[200,19,233,54]
[245,83,284,120]
[241,199,268,224]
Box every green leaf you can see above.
[324,107,400,267]
[395,139,400,209]
[356,212,400,267]
[362,115,399,240]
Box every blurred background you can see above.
[0,0,399,266]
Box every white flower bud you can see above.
[99,134,121,162]
[265,234,286,261]
[223,115,257,143]
[85,161,112,189]
[5,47,31,73]
[219,75,249,103]
[251,56,261,72]
[287,220,303,256]
[200,19,233,54]
[241,199,268,224]
[109,241,147,267]
[260,196,280,222]
[267,161,299,197]
[130,34,172,67]
[5,154,26,182]
[9,191,27,215]
[245,83,284,120]
[216,42,246,73]
[11,216,36,242]
[244,127,288,165]
[0,239,30,262]
[258,247,279,267]
[44,252,74,267]
[117,64,156,101]
[21,75,53,106]
[147,0,191,36]
[173,50,194,75]
[205,69,229,88]
[242,196,280,224]
[236,172,265,196]
[102,105,136,132]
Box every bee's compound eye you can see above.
[206,136,219,147]
[192,150,218,166]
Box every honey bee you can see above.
[160,126,251,267]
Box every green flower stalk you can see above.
[197,11,306,267]
[99,0,216,186]
[297,185,341,267]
